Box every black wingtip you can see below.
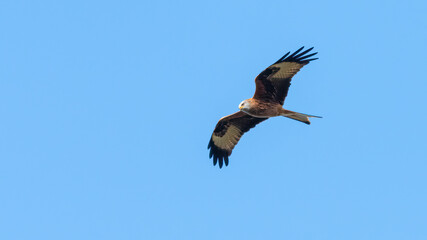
[304,58,318,62]
[288,46,305,58]
[298,52,318,60]
[275,46,318,64]
[208,138,230,169]
[295,47,314,59]
[274,51,290,64]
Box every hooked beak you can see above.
[239,105,243,110]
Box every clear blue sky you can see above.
[1,0,426,239]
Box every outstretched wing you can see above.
[253,46,318,105]
[208,111,267,168]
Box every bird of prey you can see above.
[208,46,321,168]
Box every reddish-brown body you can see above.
[241,98,283,118]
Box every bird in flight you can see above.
[208,46,321,168]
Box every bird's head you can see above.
[238,99,251,112]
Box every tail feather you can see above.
[280,109,322,125]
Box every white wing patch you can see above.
[211,125,242,150]
[270,62,304,80]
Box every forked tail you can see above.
[280,109,322,125]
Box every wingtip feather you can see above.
[224,155,229,166]
[294,47,314,58]
[288,46,304,58]
[218,158,223,168]
[274,46,318,64]
[304,58,318,62]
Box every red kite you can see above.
[208,47,321,168]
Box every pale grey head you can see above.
[238,100,251,113]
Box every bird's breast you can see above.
[243,101,282,118]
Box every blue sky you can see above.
[1,0,427,239]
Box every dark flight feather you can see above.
[208,111,267,168]
[253,46,318,105]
